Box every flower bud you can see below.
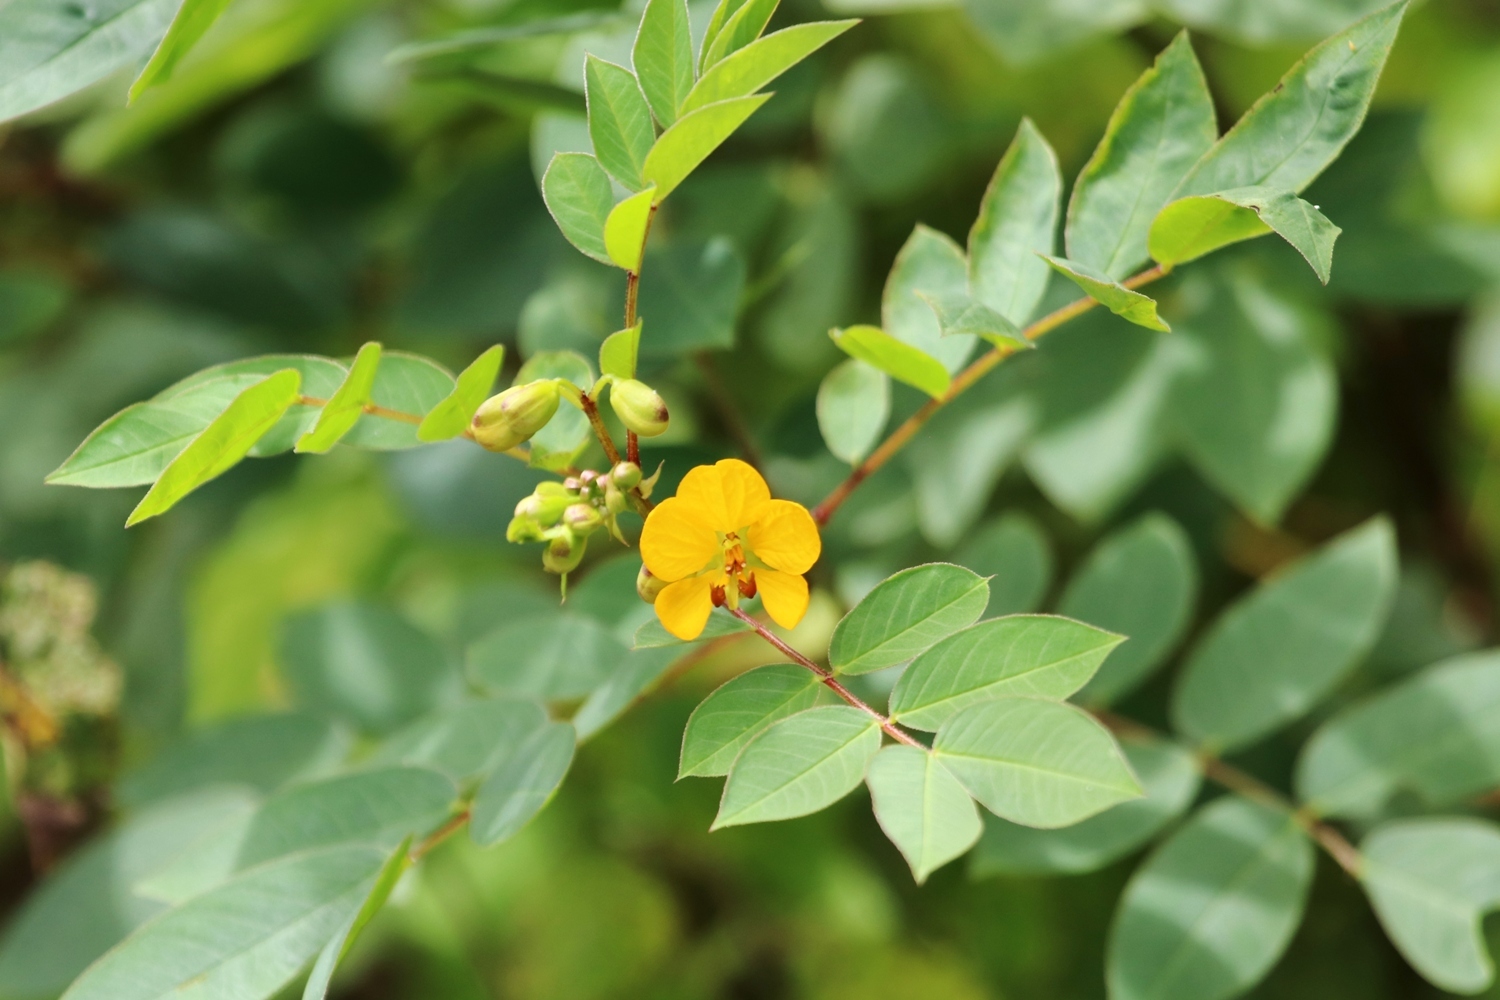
[514,492,570,527]
[543,531,587,575]
[470,380,561,452]
[637,564,666,604]
[507,514,546,543]
[604,483,628,515]
[610,461,642,489]
[610,380,669,437]
[562,503,603,533]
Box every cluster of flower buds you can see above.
[508,461,647,578]
[470,379,560,452]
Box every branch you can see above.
[811,264,1168,526]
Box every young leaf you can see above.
[126,368,301,526]
[302,840,412,1000]
[817,359,890,465]
[1173,1,1410,198]
[640,94,770,200]
[968,118,1061,326]
[955,512,1054,618]
[829,324,951,399]
[375,698,549,784]
[60,845,387,1000]
[599,322,642,379]
[129,0,232,100]
[604,186,657,272]
[972,738,1200,876]
[867,745,982,883]
[1042,255,1170,331]
[585,56,656,190]
[917,291,1029,351]
[682,21,858,114]
[714,706,880,828]
[679,663,828,778]
[542,152,615,264]
[470,720,577,846]
[891,615,1124,731]
[1148,188,1341,282]
[1065,513,1198,706]
[1065,31,1216,279]
[828,563,989,675]
[1171,518,1398,752]
[417,344,505,442]
[933,697,1141,828]
[1360,818,1500,995]
[153,354,349,457]
[1107,796,1314,1000]
[1295,651,1500,819]
[883,224,977,373]
[296,341,382,454]
[632,0,694,127]
[700,0,778,72]
[339,352,457,451]
[469,613,623,700]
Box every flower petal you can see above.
[676,459,770,532]
[641,497,719,582]
[755,569,810,632]
[655,574,717,640]
[748,499,822,575]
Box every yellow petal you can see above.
[748,499,822,575]
[640,497,719,582]
[676,459,770,532]
[655,574,717,640]
[756,569,809,632]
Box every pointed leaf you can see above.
[641,95,770,200]
[933,697,1141,828]
[302,839,412,1000]
[714,706,880,828]
[600,322,642,379]
[417,345,505,442]
[968,118,1061,326]
[680,663,828,778]
[604,186,657,271]
[829,563,989,676]
[1149,188,1341,282]
[829,324,950,399]
[543,152,615,264]
[296,342,382,454]
[867,745,982,883]
[892,615,1124,731]
[153,354,349,457]
[1043,255,1169,331]
[701,0,777,71]
[633,0,694,127]
[470,720,576,846]
[129,0,232,100]
[585,56,655,192]
[376,698,549,785]
[339,352,456,451]
[817,358,889,465]
[917,290,1029,351]
[126,368,301,526]
[883,224,976,373]
[683,21,857,114]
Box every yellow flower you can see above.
[640,459,821,640]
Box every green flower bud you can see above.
[543,531,587,575]
[604,483,628,515]
[507,514,546,543]
[515,492,570,527]
[562,503,603,533]
[611,461,642,489]
[637,564,666,604]
[610,379,669,437]
[471,380,561,452]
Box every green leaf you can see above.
[1106,796,1314,1000]
[828,563,989,676]
[1295,651,1500,819]
[296,341,382,454]
[59,845,386,1000]
[126,368,301,526]
[302,840,412,1000]
[1171,518,1397,752]
[388,12,627,63]
[1065,513,1198,706]
[917,291,1029,351]
[867,745,982,883]
[633,608,751,648]
[891,615,1124,731]
[604,186,657,272]
[817,358,890,465]
[340,352,457,451]
[954,512,1054,617]
[237,766,456,869]
[683,21,857,114]
[0,0,179,124]
[640,95,770,201]
[972,738,1200,876]
[129,0,231,100]
[376,698,549,785]
[700,0,777,72]
[829,324,950,399]
[714,706,881,828]
[281,602,456,736]
[1360,818,1500,995]
[679,663,828,778]
[933,697,1141,827]
[573,646,679,740]
[1042,255,1169,331]
[599,323,641,379]
[1148,188,1341,283]
[417,345,505,442]
[469,612,623,700]
[513,351,594,470]
[153,354,349,457]
[1172,1,1410,198]
[968,118,1061,326]
[585,56,656,190]
[470,720,576,846]
[632,0,693,127]
[883,224,977,373]
[542,152,616,265]
[1065,31,1216,279]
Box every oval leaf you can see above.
[470,720,576,846]
[682,20,857,114]
[1148,188,1340,282]
[1042,255,1169,331]
[829,324,950,399]
[828,562,989,676]
[968,118,1060,326]
[816,358,890,465]
[469,612,623,701]
[296,341,382,454]
[417,344,505,442]
[375,698,549,784]
[714,706,880,828]
[867,745,982,883]
[604,185,657,272]
[542,152,615,264]
[632,0,693,127]
[641,95,770,200]
[585,55,655,190]
[680,663,828,778]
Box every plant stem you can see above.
[728,608,924,749]
[579,390,623,465]
[810,264,1168,526]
